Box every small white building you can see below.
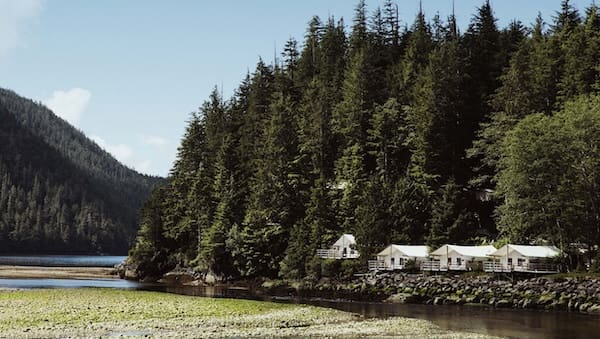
[484,244,561,273]
[422,244,496,271]
[316,234,359,259]
[369,245,429,271]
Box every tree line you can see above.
[130,0,600,279]
[0,89,162,254]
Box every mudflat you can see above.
[0,288,500,338]
[0,265,117,280]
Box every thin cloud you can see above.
[0,0,44,56]
[135,160,152,174]
[141,135,168,150]
[91,134,133,163]
[44,88,91,126]
[91,135,154,175]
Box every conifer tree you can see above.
[297,16,322,87]
[161,112,208,265]
[367,98,408,183]
[388,176,430,244]
[407,21,467,186]
[558,3,600,99]
[130,186,174,278]
[195,133,237,278]
[389,7,432,103]
[333,47,370,233]
[354,177,389,264]
[427,179,479,249]
[462,0,502,147]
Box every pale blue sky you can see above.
[0,0,594,176]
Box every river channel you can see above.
[0,255,598,339]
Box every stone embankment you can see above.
[269,273,600,314]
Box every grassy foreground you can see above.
[0,289,499,338]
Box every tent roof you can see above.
[431,244,496,258]
[377,245,429,258]
[333,234,356,247]
[491,244,561,258]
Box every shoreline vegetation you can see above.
[0,288,498,338]
[143,266,600,316]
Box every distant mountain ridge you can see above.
[0,88,162,254]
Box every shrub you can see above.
[340,260,364,280]
[305,255,322,281]
[589,254,600,274]
[321,258,341,278]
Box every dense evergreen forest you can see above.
[130,0,600,279]
[0,88,162,254]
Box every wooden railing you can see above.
[421,261,444,271]
[520,263,557,272]
[316,249,359,259]
[368,260,386,270]
[483,262,507,272]
[316,249,338,259]
[367,260,406,271]
[421,261,472,271]
[484,262,558,273]
[448,264,468,271]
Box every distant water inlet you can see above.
[0,255,137,289]
[0,255,127,267]
[0,278,141,289]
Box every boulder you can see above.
[385,293,420,304]
[495,299,512,308]
[585,304,600,314]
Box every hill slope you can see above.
[0,88,162,254]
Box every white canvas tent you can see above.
[422,244,496,271]
[485,244,561,273]
[369,245,429,270]
[316,234,359,259]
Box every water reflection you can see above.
[0,278,140,289]
[303,301,598,339]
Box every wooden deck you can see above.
[316,249,359,259]
[483,262,558,274]
[367,260,409,271]
[420,261,470,271]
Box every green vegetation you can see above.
[544,272,600,280]
[130,0,600,280]
[0,89,162,254]
[497,95,600,247]
[0,289,497,338]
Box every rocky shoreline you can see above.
[261,272,600,315]
[121,262,600,316]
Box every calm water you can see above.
[0,255,126,267]
[306,300,600,339]
[0,278,141,289]
[0,255,598,339]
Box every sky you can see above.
[0,0,595,177]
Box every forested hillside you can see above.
[0,88,162,254]
[130,0,600,279]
